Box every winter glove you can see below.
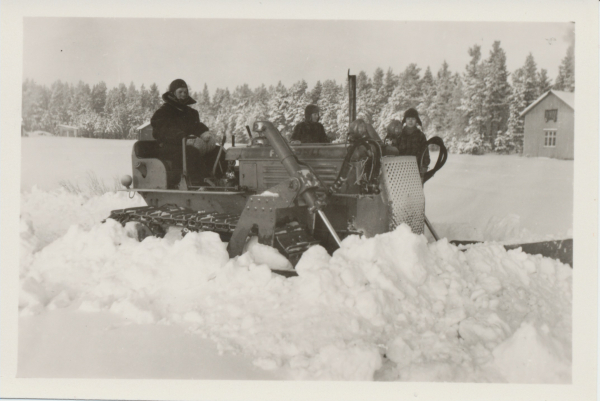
[195,132,217,156]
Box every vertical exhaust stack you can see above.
[348,70,357,124]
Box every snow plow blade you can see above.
[450,239,573,267]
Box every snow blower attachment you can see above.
[106,71,573,274]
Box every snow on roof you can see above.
[520,90,574,117]
[137,121,152,130]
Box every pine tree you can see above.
[286,80,311,137]
[483,41,511,148]
[310,80,322,104]
[212,87,232,138]
[48,80,72,133]
[382,68,398,102]
[336,80,350,142]
[503,53,546,153]
[377,64,421,134]
[229,84,270,143]
[267,81,290,135]
[372,68,384,95]
[140,84,158,122]
[318,79,341,141]
[459,45,488,153]
[503,67,527,153]
[537,69,552,95]
[22,80,52,133]
[448,73,467,149]
[91,81,107,114]
[356,70,376,125]
[521,53,540,104]
[554,44,575,92]
[370,68,386,130]
[419,66,436,132]
[148,83,161,111]
[431,61,454,137]
[196,83,213,128]
[225,83,254,139]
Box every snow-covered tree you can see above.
[48,80,72,132]
[521,53,541,104]
[503,53,545,153]
[355,70,377,125]
[147,83,161,111]
[310,81,322,105]
[318,79,341,141]
[377,64,422,134]
[537,69,552,94]
[458,45,488,154]
[382,68,398,103]
[419,66,436,132]
[211,88,232,139]
[554,44,574,92]
[370,68,386,130]
[483,41,511,148]
[286,80,312,137]
[91,81,107,114]
[267,81,290,135]
[336,80,350,142]
[430,61,454,138]
[22,80,53,133]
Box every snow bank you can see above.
[19,191,572,381]
[20,186,145,250]
[435,213,573,244]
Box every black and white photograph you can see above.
[1,1,598,400]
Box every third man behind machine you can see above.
[291,104,330,144]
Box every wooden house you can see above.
[520,90,574,159]
[57,124,80,137]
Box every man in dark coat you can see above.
[152,79,222,186]
[387,108,430,175]
[291,104,330,143]
[151,79,210,171]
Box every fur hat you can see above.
[305,104,320,121]
[168,79,189,93]
[401,108,422,126]
[386,119,403,136]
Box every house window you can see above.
[544,130,557,147]
[545,109,558,122]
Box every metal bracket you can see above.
[227,178,301,258]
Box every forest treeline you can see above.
[22,41,574,154]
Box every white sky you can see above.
[23,18,573,93]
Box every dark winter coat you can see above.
[290,104,329,144]
[151,93,209,169]
[291,121,329,144]
[394,126,430,171]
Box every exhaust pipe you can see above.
[348,70,356,124]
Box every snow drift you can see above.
[19,188,572,382]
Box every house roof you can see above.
[137,121,152,130]
[57,124,79,129]
[519,90,574,117]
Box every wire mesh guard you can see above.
[380,156,425,235]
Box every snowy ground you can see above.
[18,136,573,382]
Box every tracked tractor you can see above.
[105,72,573,275]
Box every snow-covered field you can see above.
[18,136,573,382]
